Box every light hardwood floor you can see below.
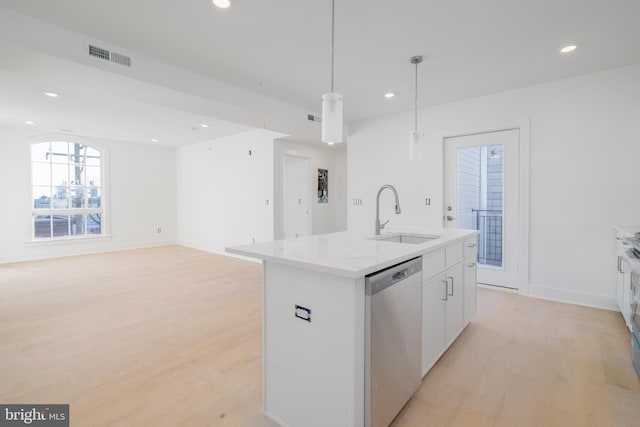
[1,246,639,426]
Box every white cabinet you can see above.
[421,259,465,375]
[420,236,478,375]
[421,275,446,375]
[616,235,633,332]
[463,236,478,325]
[444,262,464,347]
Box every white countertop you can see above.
[226,226,478,278]
[615,225,640,237]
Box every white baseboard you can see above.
[0,239,177,264]
[527,284,617,311]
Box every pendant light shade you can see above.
[321,0,343,144]
[409,55,423,161]
[409,130,420,161]
[322,92,343,144]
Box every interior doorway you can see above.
[283,155,310,239]
[444,129,520,289]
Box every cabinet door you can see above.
[622,259,632,331]
[422,275,446,375]
[464,260,477,326]
[617,255,625,312]
[445,263,464,346]
[616,238,627,313]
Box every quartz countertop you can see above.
[615,225,640,237]
[226,226,478,278]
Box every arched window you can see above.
[31,140,104,239]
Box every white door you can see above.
[283,155,310,239]
[444,129,519,289]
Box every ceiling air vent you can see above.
[110,51,131,67]
[307,114,322,124]
[88,44,132,67]
[89,44,110,61]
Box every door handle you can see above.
[467,262,476,267]
[448,276,454,296]
[441,280,448,301]
[446,216,457,221]
[466,243,477,248]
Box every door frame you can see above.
[440,120,530,296]
[282,153,312,238]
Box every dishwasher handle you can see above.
[392,270,408,282]
[365,257,422,296]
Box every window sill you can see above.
[26,234,112,246]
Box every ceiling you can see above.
[0,0,639,142]
[0,68,253,147]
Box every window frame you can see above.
[29,136,109,242]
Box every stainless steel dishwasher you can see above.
[365,257,422,427]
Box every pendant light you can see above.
[409,55,423,161]
[321,0,343,144]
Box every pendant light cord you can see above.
[414,61,418,132]
[330,0,335,93]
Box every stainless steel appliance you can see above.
[365,257,422,427]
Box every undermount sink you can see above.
[372,233,440,244]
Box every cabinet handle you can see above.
[448,276,454,296]
[467,262,477,267]
[618,255,622,273]
[442,280,448,301]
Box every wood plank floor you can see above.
[1,245,639,426]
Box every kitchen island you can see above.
[227,227,478,427]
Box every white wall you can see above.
[348,64,640,309]
[273,141,348,239]
[0,125,177,263]
[177,129,281,255]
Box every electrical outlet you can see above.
[425,198,431,206]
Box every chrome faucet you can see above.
[375,185,402,235]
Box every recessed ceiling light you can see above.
[213,0,230,8]
[200,124,209,128]
[25,120,35,125]
[44,91,59,98]
[384,93,395,99]
[328,142,335,146]
[151,139,159,142]
[560,44,577,53]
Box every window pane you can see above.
[71,164,86,186]
[87,187,101,208]
[33,187,51,208]
[34,215,52,238]
[50,141,69,164]
[87,213,102,234]
[52,215,70,237]
[52,163,69,187]
[85,147,101,167]
[85,166,100,187]
[70,214,85,236]
[70,186,87,208]
[31,162,51,186]
[31,142,51,163]
[51,188,69,208]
